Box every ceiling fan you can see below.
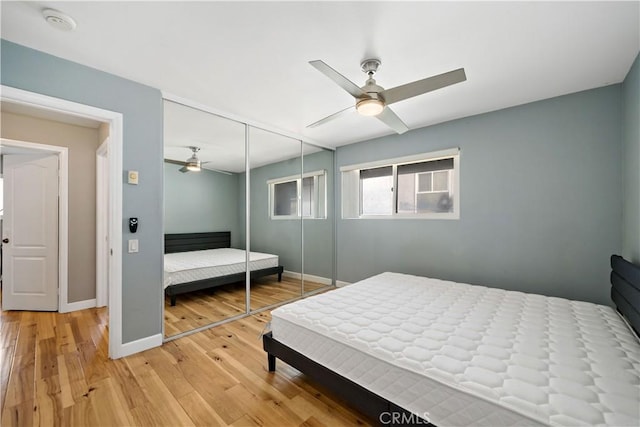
[307,58,466,134]
[164,146,233,175]
[165,146,203,173]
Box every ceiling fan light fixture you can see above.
[185,156,201,172]
[356,98,384,116]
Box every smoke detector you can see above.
[42,9,77,31]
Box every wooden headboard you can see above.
[611,254,640,335]
[164,232,231,254]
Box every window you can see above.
[269,170,326,219]
[342,149,459,219]
[360,166,393,215]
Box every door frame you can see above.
[96,139,109,308]
[1,85,124,359]
[1,139,68,311]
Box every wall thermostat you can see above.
[128,170,139,185]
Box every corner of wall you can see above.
[622,52,640,264]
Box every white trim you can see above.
[266,169,325,185]
[108,107,124,359]
[162,92,333,151]
[336,280,352,288]
[355,214,460,220]
[283,270,333,286]
[245,124,251,314]
[96,140,109,308]
[1,85,126,359]
[340,148,460,172]
[0,138,68,313]
[118,333,163,358]
[65,298,97,312]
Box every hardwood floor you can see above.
[1,305,369,426]
[164,277,329,337]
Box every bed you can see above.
[263,255,640,426]
[164,232,284,306]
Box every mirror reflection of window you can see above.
[274,180,298,216]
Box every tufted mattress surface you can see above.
[271,272,640,426]
[164,248,278,289]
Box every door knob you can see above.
[2,238,8,243]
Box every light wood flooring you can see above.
[164,277,329,337]
[1,305,369,426]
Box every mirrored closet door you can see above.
[302,143,334,295]
[248,126,302,311]
[162,98,336,340]
[163,100,247,338]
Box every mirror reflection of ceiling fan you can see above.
[165,146,231,175]
[307,58,466,134]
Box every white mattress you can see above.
[271,272,640,427]
[164,248,278,289]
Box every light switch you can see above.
[128,239,139,253]
[128,170,139,185]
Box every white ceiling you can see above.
[1,1,638,149]
[164,100,321,173]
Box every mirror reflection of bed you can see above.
[163,100,335,339]
[162,231,328,335]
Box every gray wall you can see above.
[622,53,640,264]
[246,155,302,273]
[303,149,335,279]
[244,150,334,279]
[164,163,242,247]
[1,112,100,303]
[1,40,164,343]
[336,85,623,305]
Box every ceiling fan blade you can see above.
[165,159,195,173]
[309,60,366,99]
[164,159,185,166]
[376,107,409,134]
[381,68,466,105]
[307,105,355,128]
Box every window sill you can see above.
[345,213,459,220]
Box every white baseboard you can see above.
[336,280,352,288]
[283,270,333,286]
[115,333,163,359]
[61,298,96,313]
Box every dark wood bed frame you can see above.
[263,254,640,426]
[164,232,284,306]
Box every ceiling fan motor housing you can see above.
[359,59,385,106]
[360,58,381,76]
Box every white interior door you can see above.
[2,154,59,311]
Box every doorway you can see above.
[0,85,125,358]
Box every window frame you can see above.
[341,148,460,220]
[268,169,327,220]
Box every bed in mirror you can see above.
[162,99,337,339]
[163,100,247,338]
